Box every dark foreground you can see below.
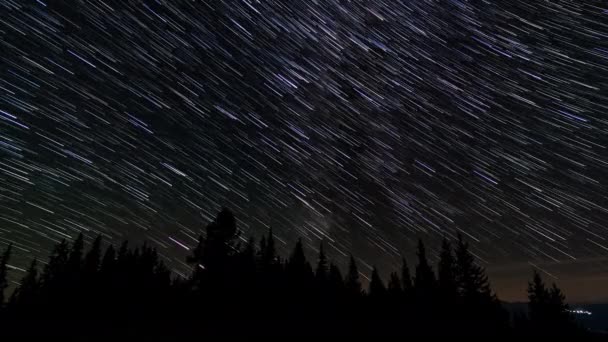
[0,209,601,338]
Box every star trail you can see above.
[1,0,607,300]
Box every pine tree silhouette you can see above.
[42,239,69,287]
[258,236,266,259]
[315,243,328,283]
[527,271,578,335]
[68,233,84,273]
[263,228,276,265]
[455,234,506,334]
[414,239,436,294]
[387,271,402,296]
[204,208,239,271]
[548,283,569,317]
[98,244,116,318]
[455,234,491,300]
[257,229,280,307]
[287,238,313,287]
[401,257,412,294]
[0,208,588,338]
[438,238,457,298]
[9,258,38,311]
[117,241,129,264]
[0,244,12,306]
[83,235,102,276]
[328,263,344,294]
[187,235,205,266]
[346,255,362,297]
[368,266,386,297]
[528,270,550,333]
[241,237,256,269]
[100,244,116,275]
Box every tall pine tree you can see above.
[100,245,116,275]
[0,244,12,306]
[83,235,102,276]
[68,233,84,273]
[414,239,436,294]
[401,257,412,294]
[455,234,491,300]
[286,238,313,287]
[387,271,402,296]
[315,243,328,283]
[438,238,457,298]
[42,239,69,286]
[10,258,38,310]
[328,263,344,294]
[527,271,577,334]
[263,228,276,265]
[204,208,239,271]
[528,270,550,329]
[346,255,362,297]
[368,266,386,297]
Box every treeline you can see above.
[0,209,588,337]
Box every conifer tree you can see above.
[328,263,344,294]
[369,266,386,297]
[438,238,457,298]
[68,233,84,273]
[0,244,12,305]
[345,255,362,297]
[387,271,402,296]
[263,228,276,265]
[100,245,116,275]
[401,257,412,294]
[287,238,313,283]
[315,243,328,283]
[10,258,38,309]
[42,239,69,286]
[84,235,102,276]
[455,234,491,300]
[414,239,436,294]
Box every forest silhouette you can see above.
[0,208,593,337]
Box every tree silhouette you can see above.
[401,257,412,294]
[527,271,578,335]
[455,234,507,333]
[0,208,588,338]
[328,263,344,294]
[346,255,362,297]
[548,283,569,319]
[262,228,276,265]
[9,258,38,310]
[438,238,457,299]
[387,271,402,296]
[42,239,69,287]
[455,234,491,300]
[414,239,436,295]
[187,235,205,266]
[100,244,116,275]
[68,233,84,273]
[83,235,102,276]
[286,238,313,287]
[203,208,239,272]
[368,266,386,297]
[528,270,548,322]
[0,244,12,306]
[315,243,328,284]
[241,237,256,270]
[117,241,129,264]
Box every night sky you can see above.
[1,0,607,302]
